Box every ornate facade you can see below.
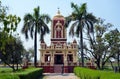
[39,10,78,73]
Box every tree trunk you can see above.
[117,53,119,67]
[34,26,37,67]
[80,29,84,67]
[96,58,101,69]
[109,60,114,70]
[12,52,15,72]
[117,53,120,72]
[101,62,105,70]
[16,61,18,70]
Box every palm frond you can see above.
[76,23,81,37]
[65,15,72,28]
[33,6,40,20]
[71,2,80,14]
[86,13,97,23]
[88,21,94,32]
[37,19,50,41]
[30,24,34,39]
[79,3,87,16]
[22,13,34,39]
[85,21,90,34]
[69,21,78,36]
[39,24,49,41]
[71,12,78,20]
[21,24,29,39]
[40,14,51,24]
[23,13,33,22]
[85,20,94,34]
[24,29,29,39]
[43,23,50,33]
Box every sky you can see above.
[1,0,120,60]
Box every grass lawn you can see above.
[0,68,12,72]
[74,67,120,79]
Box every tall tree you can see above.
[0,14,22,71]
[0,32,24,71]
[85,18,113,69]
[105,29,120,70]
[0,14,21,55]
[22,6,51,67]
[66,2,97,67]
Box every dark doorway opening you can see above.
[54,55,63,64]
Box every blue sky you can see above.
[1,0,120,59]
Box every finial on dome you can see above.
[57,7,60,14]
[54,7,64,18]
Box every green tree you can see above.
[0,1,22,71]
[105,29,120,70]
[85,18,113,69]
[0,14,21,54]
[0,14,21,71]
[0,33,24,71]
[66,2,97,67]
[0,1,8,28]
[22,47,34,62]
[21,6,51,67]
[27,47,34,62]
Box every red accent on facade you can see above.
[51,39,66,41]
[40,66,75,73]
[53,19,65,38]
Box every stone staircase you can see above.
[54,65,63,73]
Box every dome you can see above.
[53,8,64,19]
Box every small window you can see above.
[67,54,73,62]
[45,55,51,62]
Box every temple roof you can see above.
[53,8,64,19]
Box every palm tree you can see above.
[66,3,97,67]
[22,6,51,67]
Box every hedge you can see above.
[16,68,43,79]
[74,67,120,79]
[0,74,19,79]
[0,68,43,79]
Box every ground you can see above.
[42,73,79,79]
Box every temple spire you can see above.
[57,8,60,14]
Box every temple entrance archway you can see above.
[54,54,64,73]
[54,54,63,64]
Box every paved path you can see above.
[43,73,79,79]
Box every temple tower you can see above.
[51,9,66,44]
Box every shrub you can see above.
[0,67,43,79]
[16,68,43,79]
[74,67,120,79]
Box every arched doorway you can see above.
[54,54,64,73]
[54,54,63,64]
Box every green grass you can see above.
[0,68,12,73]
[74,67,120,79]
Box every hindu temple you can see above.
[39,9,78,73]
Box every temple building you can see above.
[39,10,78,73]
